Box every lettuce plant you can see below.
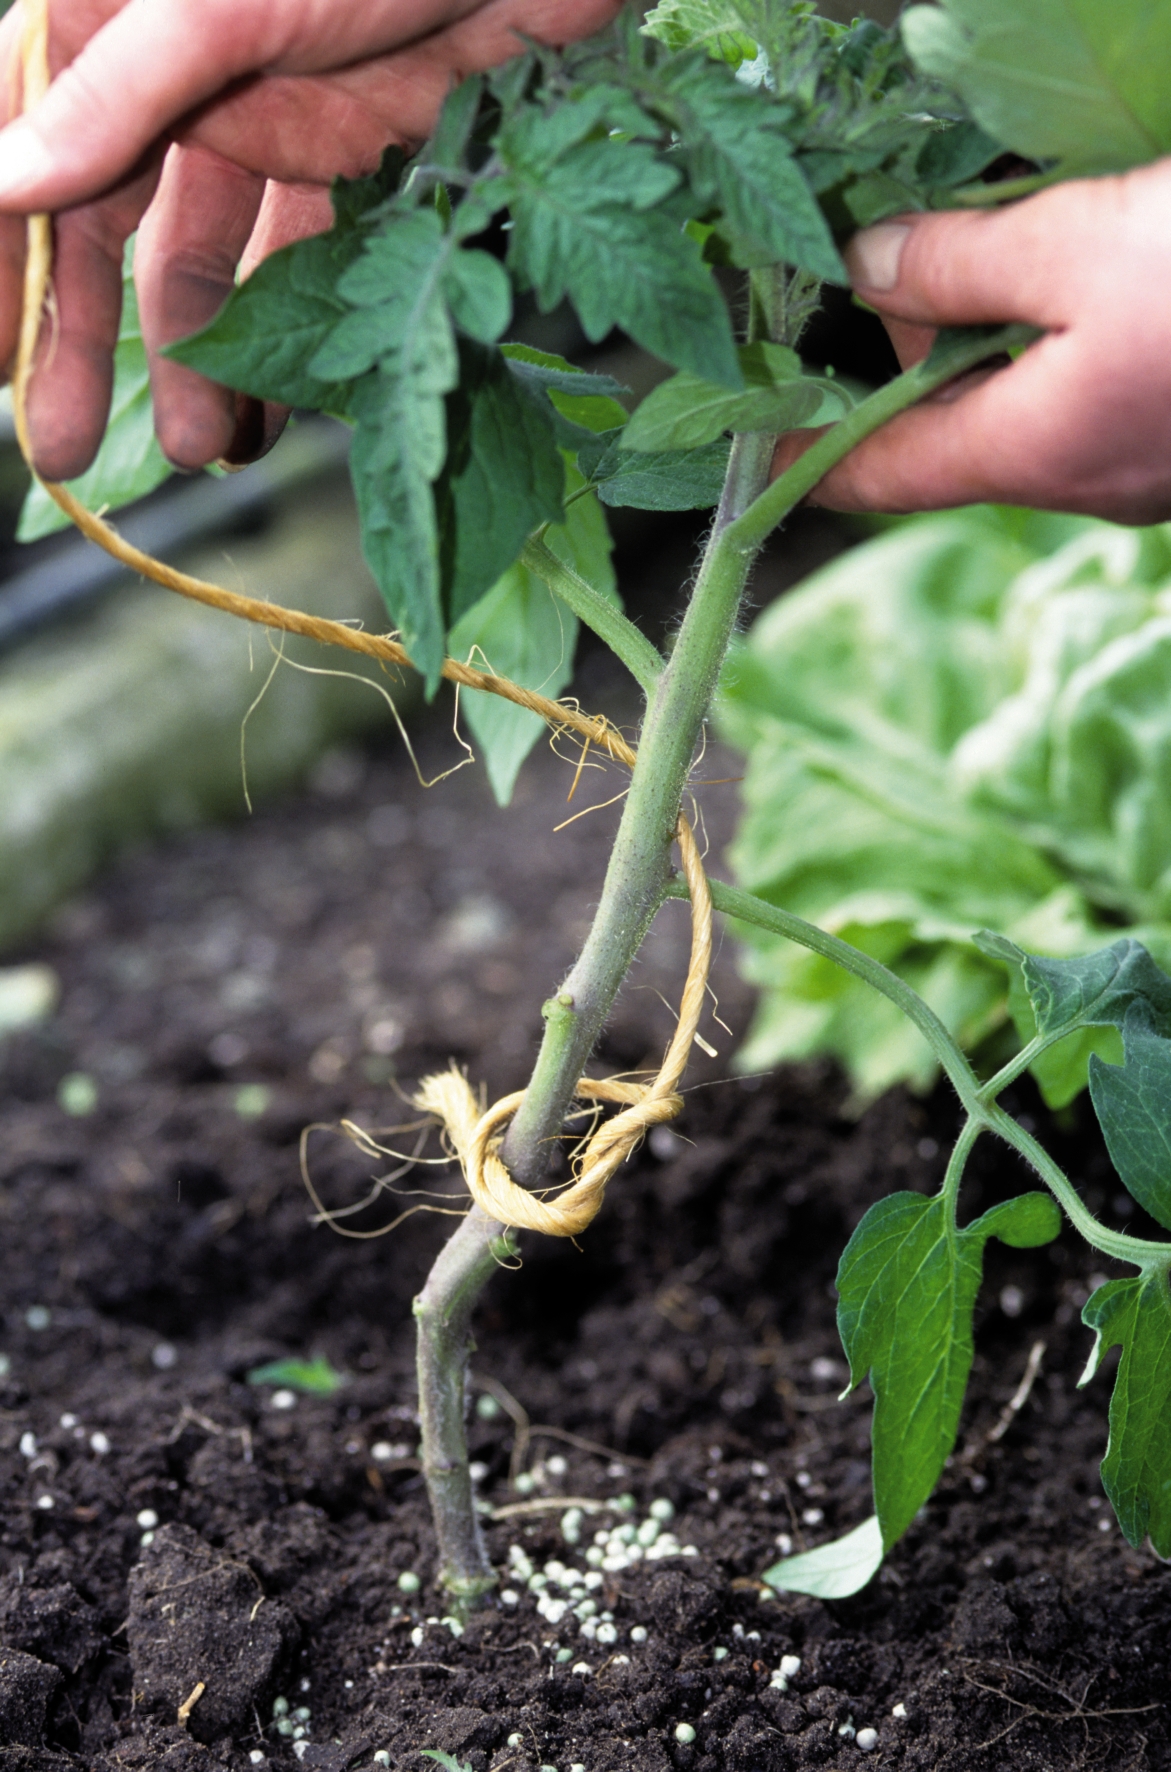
[32,0,1171,1605]
[721,507,1171,1108]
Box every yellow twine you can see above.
[12,0,714,1238]
[415,810,711,1236]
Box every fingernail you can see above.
[846,223,911,292]
[0,123,56,203]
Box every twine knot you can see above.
[416,814,712,1238]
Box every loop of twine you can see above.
[416,812,711,1236]
[13,0,714,1239]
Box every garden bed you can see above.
[0,698,1166,1772]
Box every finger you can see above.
[844,178,1114,332]
[134,142,264,469]
[23,168,157,479]
[770,331,1171,523]
[0,0,488,211]
[219,181,334,466]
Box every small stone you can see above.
[270,1389,297,1411]
[713,1646,729,1662]
[19,1432,36,1459]
[25,1307,51,1332]
[507,1735,523,1748]
[152,1344,178,1369]
[249,1754,266,1766]
[410,1628,424,1648]
[856,1727,878,1752]
[572,1661,592,1675]
[892,1702,907,1719]
[675,1723,697,1744]
[35,1495,54,1511]
[374,1755,391,1768]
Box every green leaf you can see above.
[660,55,846,279]
[1089,1006,1171,1231]
[311,210,452,381]
[442,249,513,345]
[642,0,760,65]
[973,934,1171,1041]
[622,342,846,453]
[347,306,457,692]
[438,342,566,626]
[246,1356,346,1396]
[421,1752,474,1772]
[448,470,616,805]
[763,1514,884,1600]
[902,0,1171,175]
[914,119,1003,187]
[426,72,485,175]
[1080,1271,1171,1555]
[502,131,740,387]
[501,344,630,435]
[584,435,731,511]
[837,1188,1061,1548]
[165,229,361,410]
[20,240,172,541]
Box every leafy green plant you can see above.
[40,0,1171,1608]
[720,505,1171,1107]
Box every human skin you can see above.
[0,0,620,476]
[772,158,1171,526]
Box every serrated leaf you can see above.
[642,0,760,65]
[661,56,846,279]
[449,470,616,805]
[902,0,1171,176]
[165,228,360,410]
[442,249,513,345]
[502,134,739,387]
[427,72,485,175]
[311,210,452,380]
[622,341,845,453]
[763,1514,884,1600]
[587,436,731,511]
[438,342,565,625]
[1080,1271,1171,1555]
[347,293,457,691]
[837,1188,1061,1548]
[914,119,1003,187]
[1089,1006,1171,1231]
[20,241,172,540]
[501,344,630,435]
[973,933,1171,1040]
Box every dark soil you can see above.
[0,698,1167,1772]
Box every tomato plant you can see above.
[31,0,1171,1605]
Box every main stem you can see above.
[414,433,772,1602]
[413,305,1035,1603]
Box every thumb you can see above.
[845,181,1098,333]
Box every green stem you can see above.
[521,534,664,696]
[674,874,1171,1269]
[413,423,773,1604]
[942,1117,980,1223]
[985,1104,1171,1268]
[667,874,983,1114]
[724,323,1040,559]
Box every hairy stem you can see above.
[412,315,1039,1604]
[521,534,664,696]
[415,432,772,1602]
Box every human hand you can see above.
[772,158,1171,526]
[0,0,620,479]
